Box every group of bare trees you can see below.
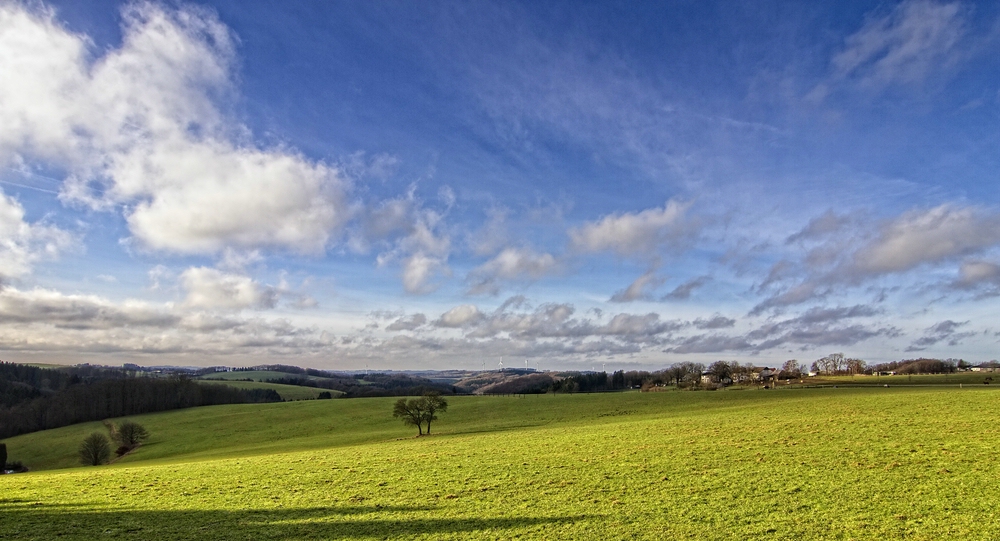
[809,353,866,375]
[79,420,150,466]
[392,392,448,436]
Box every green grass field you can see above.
[2,387,999,539]
[805,372,997,387]
[195,379,340,400]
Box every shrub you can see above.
[317,391,333,399]
[114,421,149,449]
[79,432,111,466]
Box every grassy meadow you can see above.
[2,387,999,539]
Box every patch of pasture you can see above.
[2,388,999,539]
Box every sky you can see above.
[0,0,997,371]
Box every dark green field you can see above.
[2,387,999,539]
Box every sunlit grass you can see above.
[3,388,998,539]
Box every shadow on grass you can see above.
[0,501,588,540]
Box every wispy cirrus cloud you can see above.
[609,270,666,303]
[810,0,972,99]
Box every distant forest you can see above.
[200,364,458,398]
[0,361,458,439]
[0,363,279,440]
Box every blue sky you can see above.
[0,0,997,370]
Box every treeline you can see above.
[484,367,705,395]
[0,362,119,407]
[869,358,959,375]
[217,364,334,379]
[0,377,279,440]
[552,366,705,393]
[806,353,967,376]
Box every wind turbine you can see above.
[498,357,504,371]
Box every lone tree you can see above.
[79,432,111,466]
[421,392,448,435]
[114,421,149,450]
[392,392,449,435]
[393,397,426,435]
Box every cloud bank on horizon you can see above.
[0,0,997,369]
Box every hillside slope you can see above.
[3,388,999,540]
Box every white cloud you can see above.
[829,0,968,90]
[663,275,711,301]
[400,253,448,294]
[0,189,72,280]
[468,247,558,295]
[385,313,428,332]
[363,191,452,294]
[845,205,1000,279]
[754,205,1000,312]
[906,319,975,351]
[693,314,736,330]
[0,2,350,255]
[954,260,1000,295]
[466,208,510,257]
[435,304,484,328]
[0,285,333,357]
[609,270,665,302]
[0,286,178,329]
[180,267,277,310]
[569,199,692,257]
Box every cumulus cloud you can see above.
[609,270,666,303]
[569,199,693,257]
[0,2,350,255]
[0,189,73,280]
[180,267,277,310]
[467,247,558,295]
[435,304,484,328]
